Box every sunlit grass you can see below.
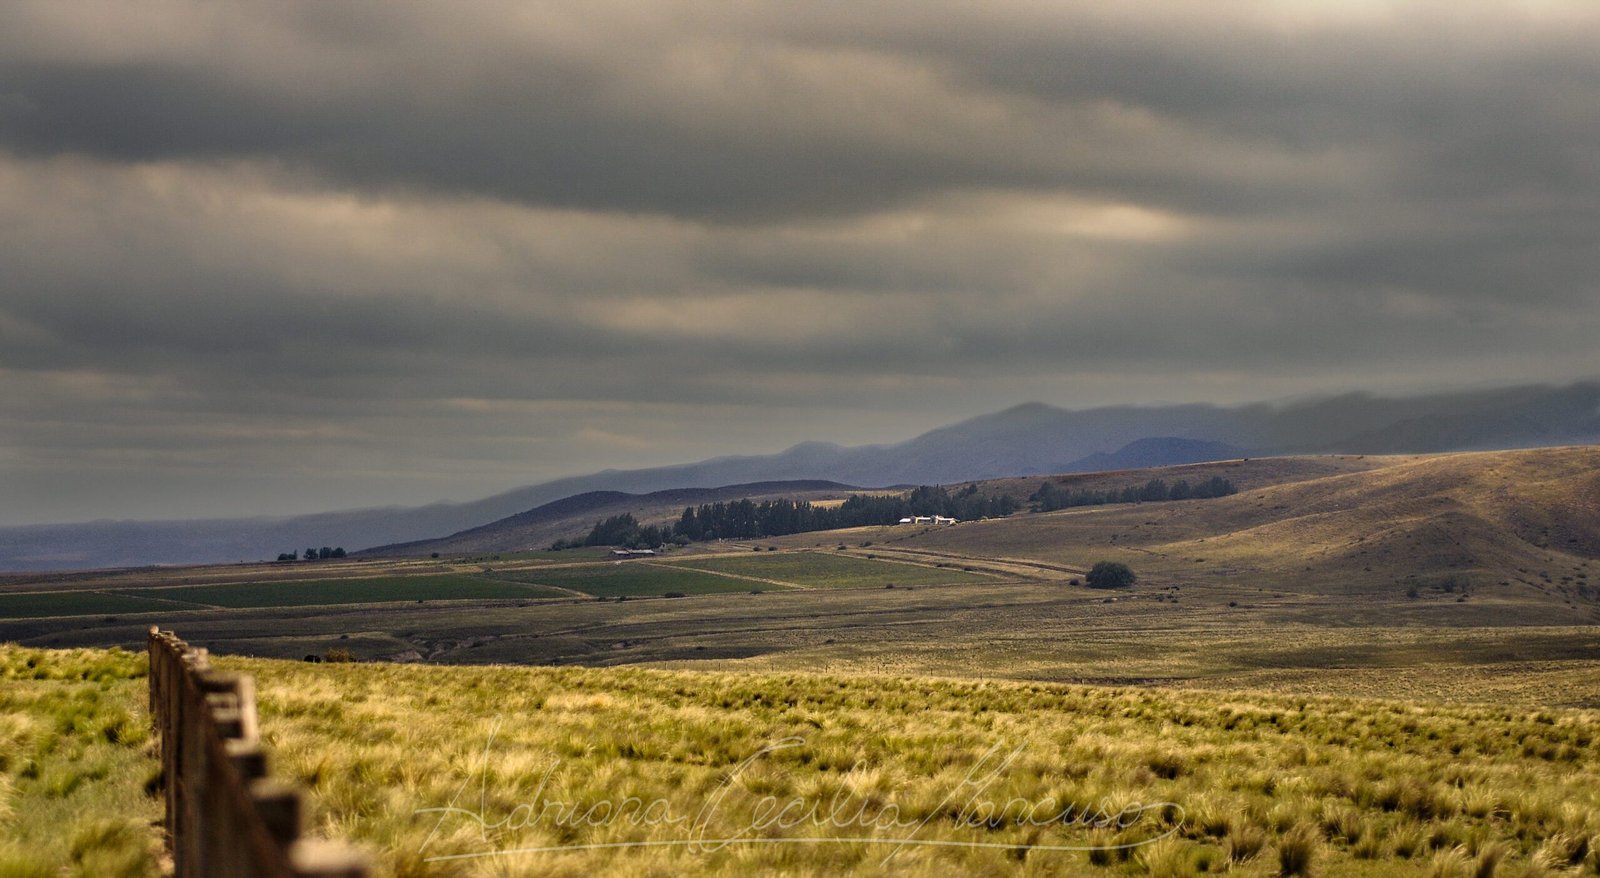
[0,646,161,876]
[7,640,1600,875]
[219,655,1600,877]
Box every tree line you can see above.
[275,547,347,561]
[1030,476,1237,512]
[553,485,1020,550]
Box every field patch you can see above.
[503,562,764,597]
[0,589,204,618]
[667,550,993,588]
[126,574,570,609]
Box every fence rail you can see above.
[148,628,370,877]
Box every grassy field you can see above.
[666,550,996,588]
[0,646,161,876]
[129,574,572,609]
[0,590,199,619]
[4,639,1600,875]
[0,574,574,618]
[503,562,769,598]
[210,654,1600,877]
[0,548,616,599]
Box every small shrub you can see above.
[322,648,354,663]
[1086,561,1137,589]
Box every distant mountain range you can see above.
[2,380,1596,572]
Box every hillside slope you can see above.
[359,480,864,557]
[881,446,1600,619]
[3,381,1595,571]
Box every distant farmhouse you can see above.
[610,548,657,556]
[897,516,957,525]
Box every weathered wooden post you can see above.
[147,627,370,877]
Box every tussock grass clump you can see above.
[1276,824,1322,876]
[0,646,160,876]
[1227,822,1269,863]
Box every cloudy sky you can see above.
[2,1,1597,526]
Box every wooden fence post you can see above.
[147,628,370,877]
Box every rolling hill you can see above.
[856,446,1600,619]
[3,446,1598,693]
[2,380,1596,572]
[357,480,865,558]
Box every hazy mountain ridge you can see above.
[2,381,1595,572]
[1060,437,1250,474]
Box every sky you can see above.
[1,0,1598,526]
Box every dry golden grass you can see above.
[0,646,161,877]
[202,654,1600,878]
[871,447,1600,615]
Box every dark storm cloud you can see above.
[0,2,1000,221]
[1,0,1598,525]
[0,2,1393,220]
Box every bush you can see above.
[1086,561,1137,589]
[322,648,354,663]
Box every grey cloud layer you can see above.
[11,2,1595,221]
[1,1,1597,524]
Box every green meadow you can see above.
[667,550,995,588]
[129,574,570,608]
[503,562,765,597]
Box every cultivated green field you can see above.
[668,550,995,588]
[0,590,196,619]
[0,574,573,618]
[130,574,571,608]
[504,562,766,597]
